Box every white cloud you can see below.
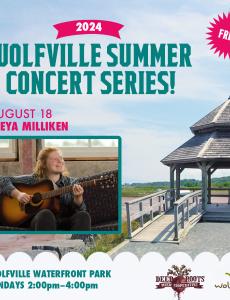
[52,99,124,127]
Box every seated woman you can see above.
[0,147,91,231]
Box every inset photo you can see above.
[0,137,121,233]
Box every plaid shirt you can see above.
[0,174,86,216]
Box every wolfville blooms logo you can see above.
[155,265,205,300]
[206,12,230,59]
[215,273,230,289]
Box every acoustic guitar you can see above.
[0,173,117,227]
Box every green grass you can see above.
[212,183,230,188]
[122,186,160,197]
[83,221,139,258]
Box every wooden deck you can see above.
[203,203,230,222]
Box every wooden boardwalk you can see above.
[131,210,175,242]
[129,202,230,244]
[125,190,204,243]
[131,209,202,243]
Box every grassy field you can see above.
[122,186,162,197]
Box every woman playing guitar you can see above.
[0,147,91,231]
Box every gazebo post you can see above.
[202,163,208,211]
[175,167,183,200]
[198,162,210,211]
[207,169,211,204]
[170,165,176,204]
[175,167,180,200]
[208,168,217,205]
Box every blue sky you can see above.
[0,0,229,182]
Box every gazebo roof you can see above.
[162,99,230,166]
[191,99,230,133]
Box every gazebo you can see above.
[161,98,230,211]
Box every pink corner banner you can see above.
[206,12,230,59]
[53,20,124,39]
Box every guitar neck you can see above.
[41,179,96,199]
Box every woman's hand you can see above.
[16,192,31,204]
[11,188,31,204]
[73,184,84,206]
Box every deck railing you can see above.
[125,189,174,239]
[174,190,203,241]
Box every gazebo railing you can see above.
[180,187,230,202]
[208,188,230,203]
[125,189,174,239]
[174,190,204,241]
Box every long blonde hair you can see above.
[34,147,68,179]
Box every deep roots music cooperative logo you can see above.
[206,12,230,59]
[155,265,205,300]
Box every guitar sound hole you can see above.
[31,193,42,204]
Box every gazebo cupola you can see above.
[161,98,230,209]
